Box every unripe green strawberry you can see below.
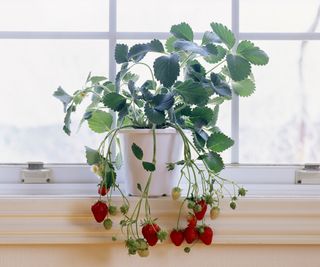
[210,206,220,220]
[171,187,182,200]
[187,200,195,209]
[109,205,117,216]
[238,187,247,196]
[230,201,236,210]
[138,249,149,257]
[184,247,191,253]
[103,218,113,230]
[120,204,129,215]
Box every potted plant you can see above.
[54,22,268,256]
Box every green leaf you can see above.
[142,161,156,172]
[232,78,256,97]
[153,93,174,111]
[189,107,213,127]
[174,40,210,56]
[105,168,116,188]
[145,104,165,125]
[90,76,107,84]
[210,22,235,50]
[122,71,139,83]
[128,39,164,62]
[88,110,113,133]
[204,45,226,64]
[237,40,269,66]
[165,36,177,53]
[209,105,219,127]
[131,143,143,160]
[226,54,251,81]
[153,53,180,87]
[185,60,206,82]
[85,146,100,165]
[203,152,224,173]
[115,44,129,64]
[202,31,221,45]
[63,105,74,135]
[103,92,127,111]
[53,86,73,112]
[207,132,234,152]
[149,39,165,53]
[170,22,194,41]
[175,80,209,106]
[115,153,122,170]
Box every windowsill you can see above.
[1,194,320,245]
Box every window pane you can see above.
[0,40,109,163]
[118,0,230,32]
[0,0,108,31]
[240,0,320,32]
[240,41,320,163]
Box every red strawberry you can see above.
[98,185,109,196]
[199,226,214,245]
[91,201,108,223]
[170,229,184,246]
[194,199,207,220]
[142,223,160,246]
[187,213,197,227]
[184,226,198,244]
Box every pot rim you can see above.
[118,127,178,134]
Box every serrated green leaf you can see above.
[142,161,156,172]
[149,39,165,53]
[174,40,210,56]
[211,22,235,50]
[105,168,116,188]
[204,45,226,64]
[131,143,143,160]
[209,105,219,127]
[202,31,221,45]
[153,93,174,111]
[115,152,122,170]
[63,105,74,135]
[237,40,269,66]
[53,86,73,112]
[193,131,206,151]
[226,54,251,81]
[115,44,129,64]
[90,76,107,84]
[207,132,234,152]
[165,36,177,53]
[87,110,113,133]
[85,146,100,165]
[170,22,194,41]
[232,78,256,97]
[145,104,165,125]
[203,152,224,173]
[103,92,127,111]
[153,53,180,87]
[175,80,209,106]
[122,72,139,83]
[185,60,206,82]
[128,39,164,62]
[189,107,213,127]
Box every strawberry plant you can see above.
[54,21,268,256]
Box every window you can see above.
[1,0,320,190]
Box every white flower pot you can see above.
[118,128,183,197]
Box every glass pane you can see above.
[240,41,320,163]
[240,0,320,32]
[118,0,230,32]
[0,40,109,163]
[0,0,108,31]
[116,39,231,162]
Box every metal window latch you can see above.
[21,162,52,184]
[295,164,320,184]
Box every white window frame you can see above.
[1,0,320,194]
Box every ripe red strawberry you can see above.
[142,223,160,246]
[184,226,198,244]
[91,201,108,223]
[187,213,197,227]
[194,199,207,220]
[170,229,184,246]
[199,226,213,245]
[98,185,109,196]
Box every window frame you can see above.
[1,0,320,187]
